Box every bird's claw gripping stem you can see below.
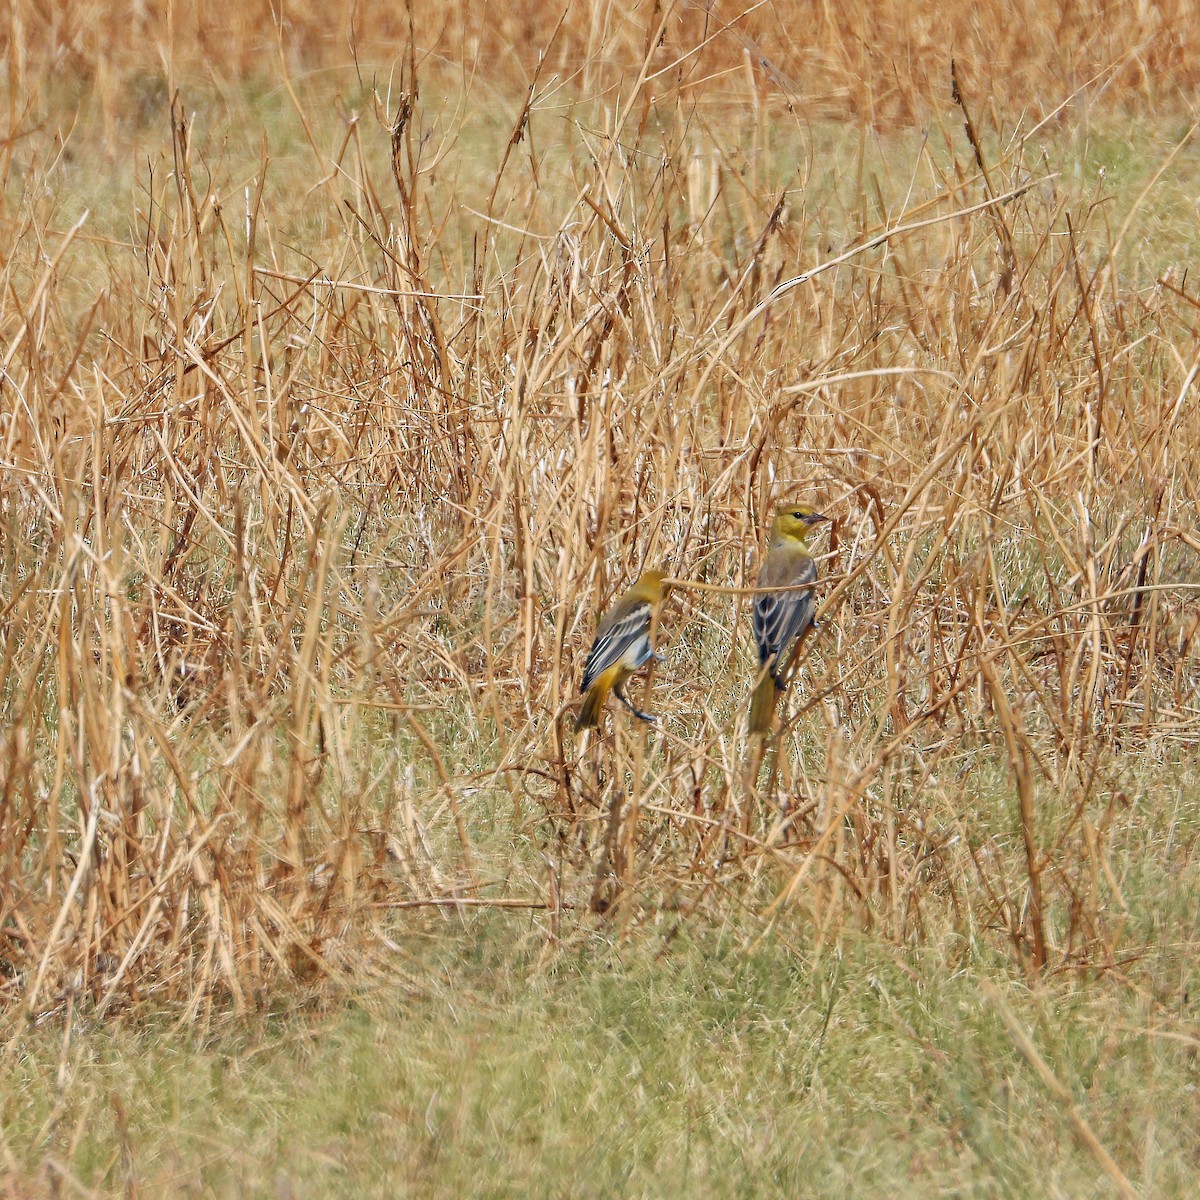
[615,686,657,724]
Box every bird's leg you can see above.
[614,685,657,723]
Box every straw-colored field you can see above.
[2,2,1200,1195]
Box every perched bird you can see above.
[575,568,669,731]
[749,505,830,736]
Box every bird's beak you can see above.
[810,512,831,524]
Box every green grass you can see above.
[4,917,1196,1197]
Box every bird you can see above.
[749,505,830,736]
[575,568,670,731]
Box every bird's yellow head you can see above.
[634,567,670,600]
[772,504,830,540]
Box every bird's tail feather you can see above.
[575,680,611,731]
[748,673,779,736]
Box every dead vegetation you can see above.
[1,2,1199,1028]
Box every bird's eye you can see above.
[793,511,803,519]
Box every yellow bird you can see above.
[575,568,669,731]
[749,505,830,736]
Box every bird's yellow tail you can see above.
[748,673,779,736]
[575,679,612,731]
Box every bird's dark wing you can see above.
[753,560,817,688]
[580,600,653,693]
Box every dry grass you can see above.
[0,0,1198,1095]
[3,4,1200,1195]
[9,0,1200,127]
